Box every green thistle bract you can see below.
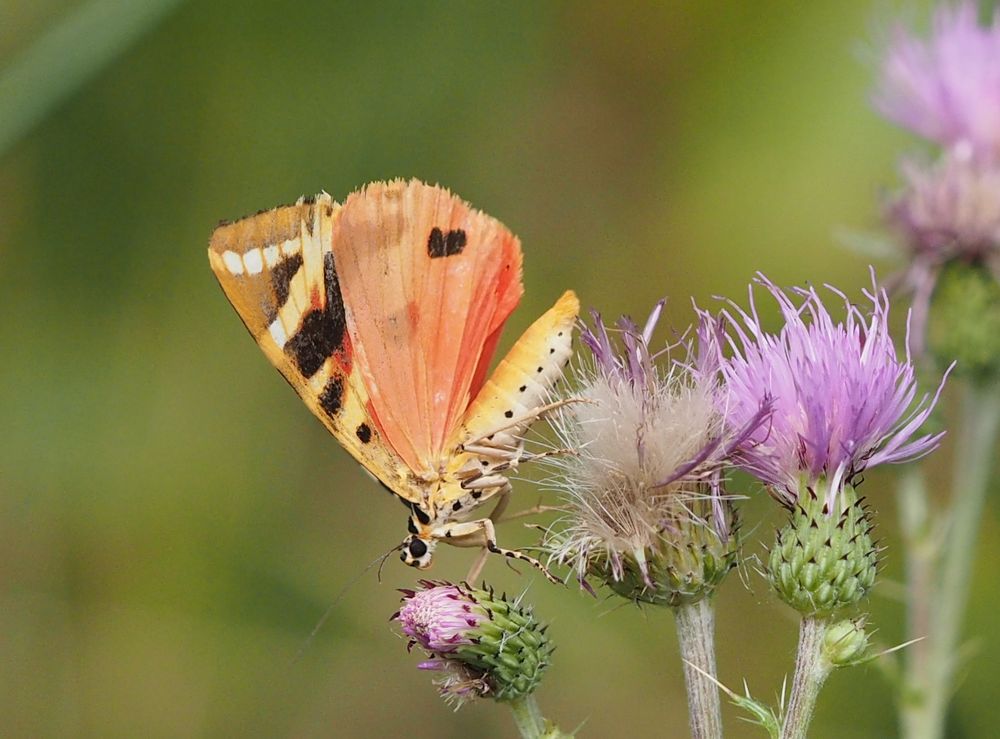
[767,484,877,617]
[587,501,740,607]
[927,261,1000,382]
[452,586,553,701]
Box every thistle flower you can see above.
[543,302,767,606]
[890,151,1000,262]
[886,148,1000,364]
[712,273,948,511]
[710,273,950,615]
[875,1,1000,158]
[873,3,1000,369]
[393,581,553,707]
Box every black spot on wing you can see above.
[323,252,347,329]
[356,423,372,443]
[319,375,345,416]
[427,227,467,258]
[284,252,348,378]
[445,229,466,254]
[286,311,341,377]
[267,253,303,322]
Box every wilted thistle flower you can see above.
[543,302,767,606]
[711,274,949,615]
[875,1,1000,158]
[393,580,553,707]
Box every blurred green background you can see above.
[3,1,993,736]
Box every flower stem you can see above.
[901,382,1000,739]
[898,465,934,731]
[781,617,832,739]
[674,599,723,739]
[508,693,561,739]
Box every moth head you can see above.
[400,534,436,569]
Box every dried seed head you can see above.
[543,304,765,604]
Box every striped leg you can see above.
[436,515,561,585]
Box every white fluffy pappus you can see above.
[540,305,762,591]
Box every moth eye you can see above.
[409,538,428,558]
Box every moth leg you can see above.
[464,490,511,583]
[435,517,561,585]
[488,487,560,524]
[465,397,590,446]
[495,502,562,523]
[486,447,576,474]
[465,547,490,585]
[489,487,511,522]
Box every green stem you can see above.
[898,466,934,733]
[780,617,833,739]
[898,465,940,695]
[902,382,1000,739]
[508,694,546,739]
[674,599,724,739]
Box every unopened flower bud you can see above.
[822,619,869,667]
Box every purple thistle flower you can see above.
[886,149,1000,352]
[710,272,950,510]
[392,581,554,706]
[395,581,486,654]
[875,1,1000,159]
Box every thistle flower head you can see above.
[396,582,487,653]
[875,1,1000,158]
[711,272,949,511]
[544,303,767,605]
[890,150,1000,262]
[886,149,1000,356]
[393,581,553,706]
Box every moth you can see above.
[208,179,578,579]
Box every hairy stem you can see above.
[675,599,723,739]
[901,382,1000,739]
[781,617,832,739]
[899,466,933,693]
[508,694,545,738]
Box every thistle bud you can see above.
[767,484,877,617]
[821,618,870,667]
[394,581,554,705]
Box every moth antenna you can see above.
[377,542,405,583]
[291,545,401,666]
